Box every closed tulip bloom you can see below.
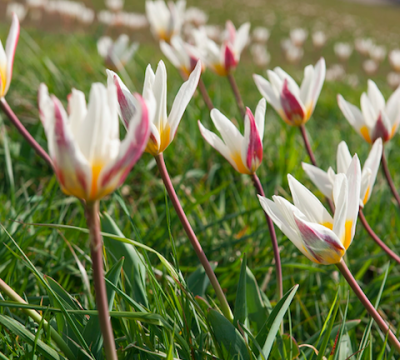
[338,80,400,143]
[97,35,138,70]
[198,99,266,175]
[146,0,186,42]
[254,58,326,126]
[193,20,250,76]
[160,35,204,76]
[303,138,382,207]
[259,157,361,265]
[38,82,150,202]
[0,13,19,98]
[108,60,201,156]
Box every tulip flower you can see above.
[107,60,201,156]
[338,80,400,143]
[334,42,353,61]
[160,35,204,77]
[389,49,400,72]
[97,34,138,70]
[259,156,361,265]
[145,0,186,43]
[290,28,308,47]
[198,99,266,175]
[193,20,250,76]
[38,82,150,202]
[303,138,382,207]
[0,13,19,98]
[253,58,326,126]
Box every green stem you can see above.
[155,153,233,322]
[0,278,76,359]
[227,72,246,119]
[85,201,117,360]
[336,259,400,353]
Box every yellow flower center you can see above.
[360,126,372,143]
[230,151,251,174]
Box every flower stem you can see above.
[381,149,400,209]
[227,72,246,119]
[251,173,283,300]
[0,278,76,359]
[0,98,52,167]
[198,77,214,111]
[85,201,117,360]
[299,124,335,213]
[155,153,233,322]
[358,208,400,265]
[336,259,400,353]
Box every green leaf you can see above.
[246,267,268,332]
[270,334,300,360]
[0,315,65,360]
[82,257,124,360]
[233,255,247,328]
[258,285,299,360]
[207,309,251,360]
[187,263,217,298]
[316,292,339,360]
[101,212,148,307]
[333,293,350,360]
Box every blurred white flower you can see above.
[362,59,378,75]
[252,27,270,43]
[280,38,292,52]
[387,72,400,89]
[285,44,304,64]
[326,64,345,82]
[354,38,373,56]
[105,0,124,12]
[116,12,148,29]
[184,7,207,27]
[345,74,359,89]
[389,49,400,72]
[98,10,115,25]
[146,0,186,42]
[334,42,353,61]
[202,25,222,42]
[369,45,386,63]
[312,31,326,49]
[26,0,47,8]
[250,44,270,67]
[7,3,27,21]
[290,28,308,47]
[97,35,138,70]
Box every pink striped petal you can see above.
[280,79,306,125]
[245,107,263,172]
[371,112,391,142]
[99,94,150,194]
[224,43,237,72]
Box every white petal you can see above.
[68,89,87,140]
[254,98,266,142]
[385,85,400,129]
[332,174,348,242]
[288,174,333,225]
[168,61,201,140]
[337,94,366,135]
[307,58,326,113]
[4,13,19,95]
[361,138,382,205]
[234,22,250,55]
[336,141,352,174]
[210,108,243,155]
[198,121,237,170]
[143,64,155,98]
[361,92,378,128]
[367,79,385,113]
[302,162,333,199]
[253,74,282,114]
[258,195,305,254]
[160,40,182,69]
[299,65,314,104]
[274,67,300,97]
[152,60,168,131]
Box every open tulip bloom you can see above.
[338,80,400,143]
[108,60,201,156]
[145,0,186,43]
[0,13,19,98]
[259,155,361,265]
[160,35,205,77]
[38,82,150,202]
[193,20,250,76]
[253,58,326,126]
[303,139,382,207]
[198,99,266,175]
